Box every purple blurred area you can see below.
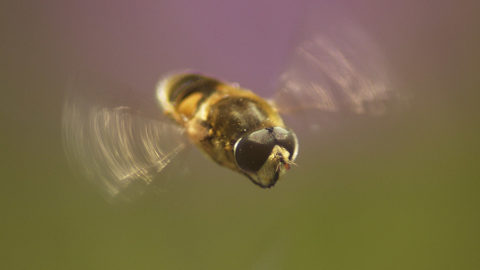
[34,0,305,92]
[3,0,478,126]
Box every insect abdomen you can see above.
[157,74,219,121]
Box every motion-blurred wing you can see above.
[275,16,402,126]
[62,79,187,201]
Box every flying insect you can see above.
[157,73,298,188]
[62,18,400,200]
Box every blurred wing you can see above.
[275,15,403,127]
[62,79,187,201]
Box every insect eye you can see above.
[233,127,298,172]
[271,127,298,161]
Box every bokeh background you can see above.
[1,0,479,269]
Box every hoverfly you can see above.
[157,73,298,188]
[62,18,400,200]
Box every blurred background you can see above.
[1,0,479,269]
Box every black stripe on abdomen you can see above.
[168,74,218,107]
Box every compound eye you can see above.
[233,127,299,172]
[234,129,275,172]
[272,127,298,161]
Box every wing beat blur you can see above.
[275,14,403,128]
[62,79,186,201]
